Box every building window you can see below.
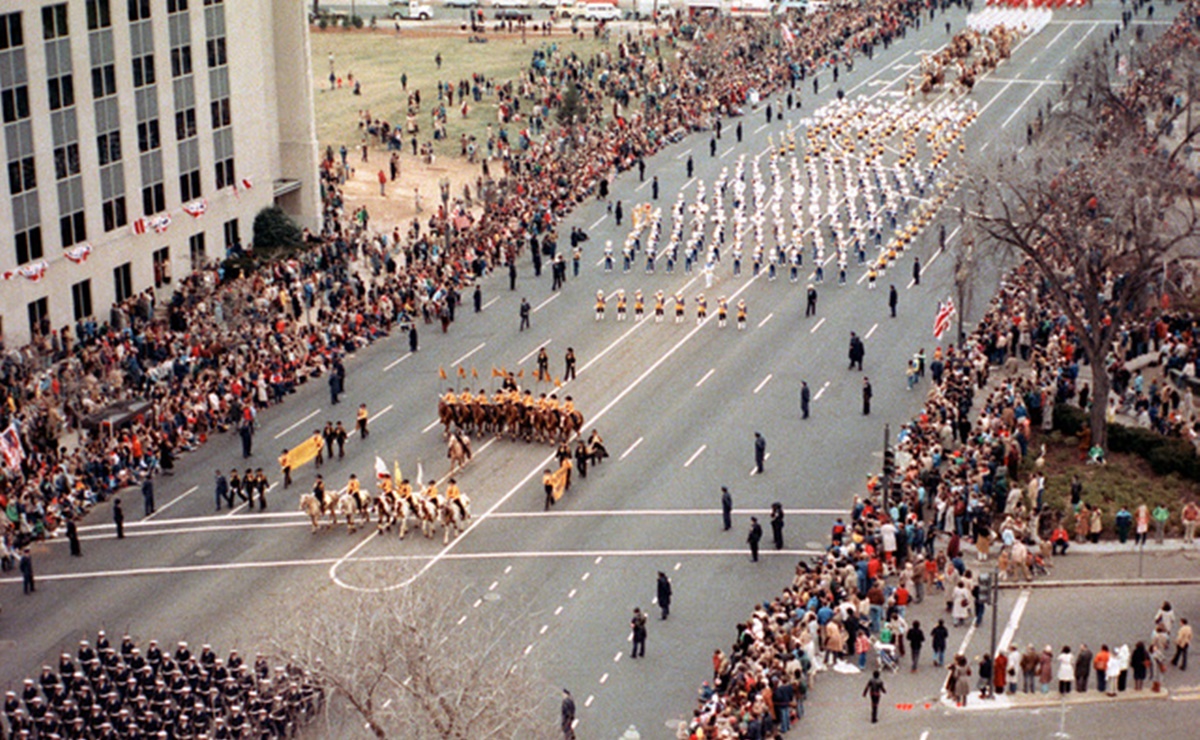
[189,231,205,269]
[90,63,116,98]
[15,226,43,265]
[132,53,154,87]
[153,246,171,287]
[47,74,74,110]
[97,131,121,166]
[72,279,93,320]
[53,144,80,179]
[102,195,126,231]
[127,0,150,22]
[206,37,225,68]
[1,86,30,123]
[174,108,196,140]
[113,261,132,302]
[180,168,200,201]
[137,119,160,152]
[142,181,164,215]
[210,98,230,130]
[7,156,36,194]
[42,4,68,40]
[222,218,237,252]
[168,0,190,13]
[214,156,234,190]
[0,13,25,51]
[27,297,49,338]
[170,46,192,78]
[87,0,112,30]
[60,209,86,248]
[203,0,223,6]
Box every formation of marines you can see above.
[4,631,321,739]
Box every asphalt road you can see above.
[1,2,1184,739]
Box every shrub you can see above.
[1146,439,1200,480]
[252,206,304,253]
[1053,404,1087,437]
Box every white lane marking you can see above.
[695,368,716,387]
[613,652,622,662]
[674,562,681,571]
[757,312,774,328]
[590,215,607,229]
[977,79,1016,117]
[450,342,487,368]
[1042,23,1071,50]
[810,317,826,334]
[482,296,499,310]
[489,580,499,591]
[997,589,1032,654]
[568,588,577,598]
[720,146,736,159]
[142,486,198,521]
[754,123,769,134]
[554,605,564,616]
[907,226,960,289]
[585,695,595,707]
[422,418,440,434]
[532,293,560,314]
[675,148,693,160]
[846,50,911,96]
[958,623,977,657]
[681,177,696,191]
[384,352,413,371]
[754,374,773,394]
[458,615,468,626]
[490,507,845,518]
[1002,83,1045,129]
[925,248,942,270]
[749,453,770,477]
[865,323,879,340]
[684,444,707,468]
[4,547,837,584]
[980,141,991,153]
[599,673,609,684]
[474,599,482,608]
[595,556,602,564]
[333,268,769,592]
[581,572,590,581]
[524,644,534,656]
[620,437,644,461]
[518,339,553,365]
[813,380,831,401]
[920,732,930,740]
[504,565,512,574]
[273,409,321,440]
[370,404,393,422]
[635,178,650,191]
[1073,22,1097,51]
[578,277,699,375]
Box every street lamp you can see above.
[439,177,451,256]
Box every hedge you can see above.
[1054,403,1200,481]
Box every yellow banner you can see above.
[285,435,324,471]
[551,459,573,501]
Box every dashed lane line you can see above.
[482,296,500,310]
[532,293,560,313]
[865,323,879,340]
[518,339,553,366]
[813,380,831,401]
[383,352,413,371]
[757,312,774,328]
[684,444,707,468]
[695,368,715,387]
[754,374,773,394]
[450,342,487,368]
[619,437,644,461]
[810,317,826,334]
[141,486,198,522]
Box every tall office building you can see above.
[0,0,319,347]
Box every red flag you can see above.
[933,298,956,340]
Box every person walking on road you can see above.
[907,620,925,672]
[849,331,865,370]
[113,498,125,539]
[721,486,733,531]
[801,380,811,419]
[564,347,577,381]
[748,517,763,562]
[560,689,576,739]
[770,503,785,550]
[913,256,921,285]
[806,284,818,317]
[141,476,155,517]
[519,297,531,331]
[889,284,898,317]
[686,154,694,179]
[931,619,949,667]
[630,607,647,658]
[652,175,659,200]
[215,470,230,511]
[753,432,766,474]
[19,548,34,594]
[657,572,672,620]
[862,377,873,415]
[66,516,81,557]
[863,670,886,723]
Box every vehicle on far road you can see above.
[443,0,480,7]
[492,0,531,7]
[581,2,621,20]
[536,0,559,6]
[495,7,534,18]
[390,0,435,19]
[634,0,676,19]
[309,8,350,24]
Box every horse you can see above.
[562,410,585,442]
[395,494,438,539]
[439,494,472,544]
[437,400,458,439]
[373,491,397,535]
[334,491,369,534]
[447,432,473,474]
[299,493,333,533]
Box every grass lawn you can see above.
[310,25,611,159]
[1036,429,1200,537]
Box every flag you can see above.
[3,261,49,282]
[240,177,254,190]
[517,369,524,378]
[285,435,324,470]
[375,456,390,480]
[150,214,172,234]
[64,244,93,264]
[933,298,956,340]
[551,458,573,501]
[416,460,425,485]
[491,366,502,378]
[182,199,209,218]
[554,377,563,388]
[131,218,148,236]
[457,366,466,378]
[471,367,478,379]
[0,423,25,472]
[439,366,448,380]
[781,24,795,45]
[394,460,403,484]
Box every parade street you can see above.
[3,2,1190,738]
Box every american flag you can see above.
[0,423,25,472]
[933,298,956,340]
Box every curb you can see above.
[943,689,1171,711]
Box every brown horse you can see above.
[448,432,473,474]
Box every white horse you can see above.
[334,491,369,534]
[395,494,438,540]
[299,493,334,533]
[440,494,472,544]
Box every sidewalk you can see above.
[943,685,1173,712]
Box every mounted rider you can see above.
[445,478,467,520]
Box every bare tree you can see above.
[964,45,1200,450]
[273,566,554,739]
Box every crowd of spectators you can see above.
[3,630,320,739]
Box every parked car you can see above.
[390,1,435,19]
[580,2,620,20]
[443,0,479,7]
[492,0,531,7]
[495,7,533,18]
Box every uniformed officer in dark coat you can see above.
[748,518,763,562]
[801,381,811,419]
[657,572,673,620]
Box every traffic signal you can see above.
[978,572,993,604]
[883,447,896,478]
